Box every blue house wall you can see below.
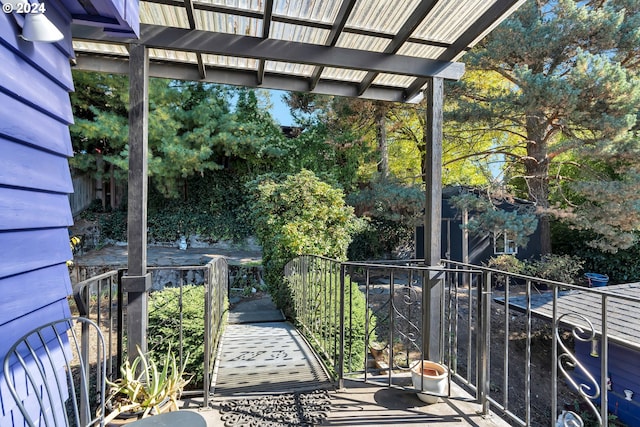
[0,0,138,423]
[0,5,76,423]
[574,340,640,426]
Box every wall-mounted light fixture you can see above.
[2,0,63,42]
[21,12,63,42]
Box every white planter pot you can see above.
[410,360,448,404]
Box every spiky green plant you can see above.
[104,346,190,423]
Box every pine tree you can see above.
[451,0,640,253]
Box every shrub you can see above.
[342,273,374,373]
[348,217,415,261]
[525,254,585,284]
[347,179,423,260]
[486,254,526,273]
[99,209,128,241]
[147,285,205,388]
[486,254,526,288]
[247,170,363,315]
[285,266,374,374]
[552,222,640,284]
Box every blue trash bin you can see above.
[585,273,609,287]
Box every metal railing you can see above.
[284,255,640,426]
[72,257,228,407]
[284,255,343,375]
[72,269,124,382]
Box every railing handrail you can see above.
[71,258,229,408]
[284,253,640,427]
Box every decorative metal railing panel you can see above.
[284,255,640,427]
[72,257,228,408]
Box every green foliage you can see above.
[387,101,495,187]
[449,0,640,253]
[286,268,372,374]
[284,93,381,192]
[104,345,190,423]
[223,88,293,176]
[247,170,362,313]
[552,222,640,284]
[525,254,585,284]
[147,286,205,388]
[342,273,372,373]
[348,179,424,224]
[91,170,253,244]
[347,179,424,260]
[70,72,129,181]
[98,208,128,241]
[450,192,538,248]
[487,253,584,286]
[287,121,367,193]
[486,255,527,288]
[568,169,640,252]
[348,219,411,261]
[486,255,526,274]
[71,74,291,199]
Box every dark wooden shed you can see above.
[416,186,543,264]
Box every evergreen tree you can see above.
[451,0,640,253]
[70,74,289,199]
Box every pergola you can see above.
[69,0,526,362]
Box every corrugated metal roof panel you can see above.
[398,43,448,60]
[270,22,329,44]
[71,0,526,102]
[140,2,190,29]
[149,49,199,63]
[202,54,259,69]
[336,33,389,53]
[347,0,421,34]
[274,0,340,23]
[413,0,496,44]
[266,60,315,77]
[196,10,263,35]
[321,67,367,82]
[372,73,416,88]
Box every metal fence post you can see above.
[478,270,491,415]
[339,263,346,390]
[203,262,212,408]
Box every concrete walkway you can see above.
[187,294,511,427]
[213,295,332,397]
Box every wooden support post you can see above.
[422,77,444,362]
[124,43,151,360]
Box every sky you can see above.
[266,89,295,126]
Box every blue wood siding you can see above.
[0,265,72,328]
[0,187,73,230]
[0,12,74,92]
[0,3,77,425]
[0,138,74,192]
[0,0,141,421]
[574,340,640,426]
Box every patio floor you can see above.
[178,294,511,427]
[179,378,511,427]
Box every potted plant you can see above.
[104,346,191,425]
